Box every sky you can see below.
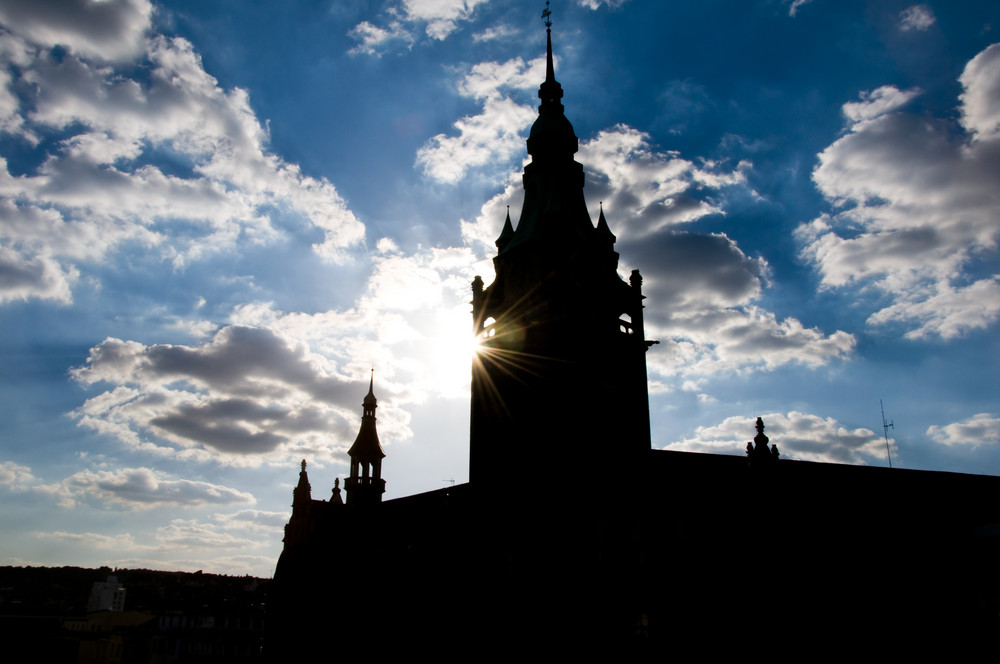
[1,0,999,578]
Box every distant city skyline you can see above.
[1,0,999,576]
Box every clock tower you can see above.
[470,20,654,504]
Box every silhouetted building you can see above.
[88,575,126,613]
[270,20,1000,656]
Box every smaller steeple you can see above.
[346,371,387,505]
[293,459,311,509]
[595,202,616,245]
[496,205,514,251]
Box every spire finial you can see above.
[543,2,555,85]
[300,459,306,472]
[369,368,374,395]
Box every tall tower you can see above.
[345,371,386,505]
[470,18,653,498]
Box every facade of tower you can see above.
[470,27,654,498]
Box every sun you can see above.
[424,304,480,399]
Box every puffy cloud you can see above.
[0,12,364,305]
[416,96,535,182]
[960,44,1000,141]
[667,411,886,465]
[0,0,152,62]
[0,460,34,489]
[416,57,543,182]
[797,43,1000,339]
[579,125,750,238]
[348,0,488,53]
[70,326,368,463]
[927,413,1000,447]
[899,5,935,32]
[39,467,255,510]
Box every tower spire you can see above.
[538,2,563,108]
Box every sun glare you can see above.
[425,306,480,399]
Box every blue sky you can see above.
[1,0,999,577]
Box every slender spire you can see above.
[538,2,563,108]
[543,2,555,84]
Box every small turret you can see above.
[345,371,387,505]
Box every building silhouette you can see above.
[270,21,1000,656]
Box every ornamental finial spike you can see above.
[542,1,552,28]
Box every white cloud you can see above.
[798,43,1000,339]
[666,411,886,465]
[0,460,34,489]
[927,413,1000,447]
[899,5,936,32]
[347,20,414,56]
[472,24,518,43]
[416,57,544,182]
[785,0,814,17]
[416,96,535,181]
[577,0,628,8]
[578,125,750,238]
[38,466,255,510]
[0,16,365,304]
[960,44,1000,141]
[348,0,488,53]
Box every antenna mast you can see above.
[880,399,894,468]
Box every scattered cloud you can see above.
[927,413,1000,447]
[797,43,1000,339]
[0,17,364,304]
[785,0,814,17]
[472,24,518,43]
[899,5,936,32]
[347,20,414,56]
[577,0,629,9]
[666,411,886,464]
[38,466,255,510]
[348,0,488,54]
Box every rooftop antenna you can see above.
[880,399,894,468]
